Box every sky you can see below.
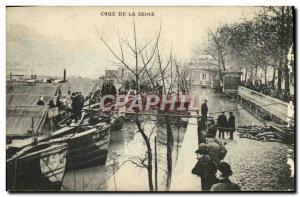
[6,6,262,78]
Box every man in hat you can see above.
[210,162,241,191]
[201,99,208,124]
[77,92,85,119]
[227,112,235,140]
[192,143,218,191]
[71,92,79,123]
[217,112,227,139]
[37,96,45,105]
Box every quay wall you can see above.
[170,112,201,191]
[237,86,289,124]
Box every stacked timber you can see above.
[238,125,283,143]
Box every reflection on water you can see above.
[62,117,187,191]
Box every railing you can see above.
[238,86,289,123]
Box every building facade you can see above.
[188,56,219,88]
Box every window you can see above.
[202,73,206,80]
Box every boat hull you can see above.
[7,143,68,191]
[66,124,111,170]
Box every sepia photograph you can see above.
[5,6,295,192]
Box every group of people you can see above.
[101,80,117,96]
[194,99,240,191]
[37,89,86,124]
[201,99,236,140]
[37,96,56,109]
[192,129,240,191]
[217,111,235,140]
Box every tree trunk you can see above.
[221,57,226,71]
[277,63,282,95]
[249,68,254,82]
[255,66,258,79]
[135,115,154,191]
[284,58,290,99]
[244,68,248,83]
[264,66,267,85]
[164,114,173,190]
[272,67,276,88]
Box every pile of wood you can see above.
[237,125,283,143]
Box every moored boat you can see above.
[65,122,111,169]
[43,121,111,170]
[7,142,68,191]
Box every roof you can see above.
[7,94,54,106]
[6,84,59,137]
[105,70,118,79]
[6,105,48,136]
[7,84,59,97]
[7,84,58,106]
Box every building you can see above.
[6,83,59,139]
[188,56,219,88]
[221,71,243,93]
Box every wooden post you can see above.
[154,136,158,191]
[31,117,37,143]
[49,118,53,132]
[89,92,91,109]
[73,169,76,191]
[113,158,117,191]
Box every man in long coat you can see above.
[217,112,227,139]
[227,112,235,140]
[201,99,208,124]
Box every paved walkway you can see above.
[170,113,201,191]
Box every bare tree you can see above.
[204,27,230,82]
[156,45,174,190]
[95,17,161,191]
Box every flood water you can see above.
[62,87,294,191]
[62,115,187,191]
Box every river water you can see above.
[61,87,294,191]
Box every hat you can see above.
[217,162,233,177]
[195,143,208,154]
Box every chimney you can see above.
[63,69,66,81]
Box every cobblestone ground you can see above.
[221,133,294,191]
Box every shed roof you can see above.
[6,84,59,137]
[6,105,48,136]
[7,84,59,97]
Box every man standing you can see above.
[201,99,208,124]
[227,112,235,140]
[192,144,218,191]
[71,92,79,123]
[77,92,85,119]
[217,112,227,139]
